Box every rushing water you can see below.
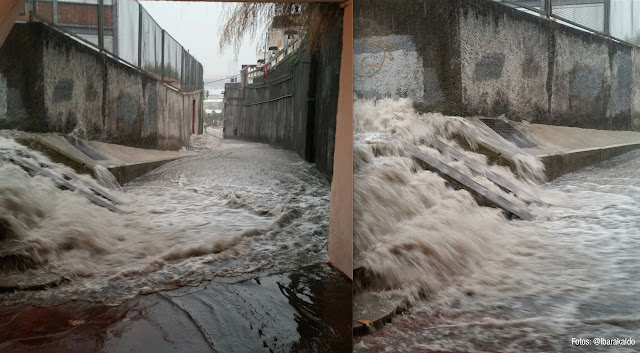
[0,131,331,306]
[354,99,640,352]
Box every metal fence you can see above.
[496,0,640,46]
[28,0,203,92]
[245,37,301,83]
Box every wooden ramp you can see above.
[352,138,538,334]
[402,141,534,221]
[420,136,546,207]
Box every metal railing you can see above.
[245,38,301,83]
[496,0,640,47]
[28,0,203,92]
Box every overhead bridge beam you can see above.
[139,0,341,2]
[0,0,26,49]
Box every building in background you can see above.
[266,15,302,55]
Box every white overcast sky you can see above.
[141,1,263,79]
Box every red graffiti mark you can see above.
[357,35,396,78]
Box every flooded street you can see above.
[1,263,350,353]
[0,131,350,352]
[353,100,640,352]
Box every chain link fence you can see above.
[495,0,640,46]
[27,0,203,92]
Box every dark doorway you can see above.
[192,99,196,134]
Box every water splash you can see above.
[0,135,330,305]
[354,99,640,352]
[353,98,543,298]
[93,165,120,190]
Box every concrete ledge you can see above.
[108,158,182,185]
[2,131,194,185]
[353,291,409,336]
[540,143,640,181]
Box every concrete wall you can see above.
[0,22,202,150]
[354,0,640,131]
[223,15,342,179]
[311,28,342,177]
[354,0,460,114]
[224,56,311,157]
[458,2,550,122]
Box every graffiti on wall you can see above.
[356,35,396,78]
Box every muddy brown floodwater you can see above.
[353,99,640,353]
[0,132,351,352]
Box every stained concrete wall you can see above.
[458,3,549,122]
[354,0,640,131]
[354,0,459,114]
[223,15,342,179]
[0,22,202,150]
[224,56,310,155]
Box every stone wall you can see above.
[354,0,640,131]
[0,22,202,150]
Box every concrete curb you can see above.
[3,131,193,186]
[539,142,640,181]
[353,291,409,336]
[108,158,184,185]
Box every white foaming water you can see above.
[0,134,330,305]
[93,164,120,190]
[354,99,640,352]
[354,99,543,298]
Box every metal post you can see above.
[138,4,142,68]
[632,1,635,36]
[161,29,165,83]
[29,0,34,21]
[604,0,611,35]
[113,0,118,55]
[181,48,185,90]
[544,0,551,17]
[52,0,58,24]
[98,0,104,51]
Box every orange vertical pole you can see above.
[0,0,26,49]
[328,0,353,279]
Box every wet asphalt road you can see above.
[0,264,351,353]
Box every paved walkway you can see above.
[515,122,640,155]
[0,131,195,184]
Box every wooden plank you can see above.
[420,136,546,207]
[9,156,124,214]
[402,141,534,221]
[0,0,26,50]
